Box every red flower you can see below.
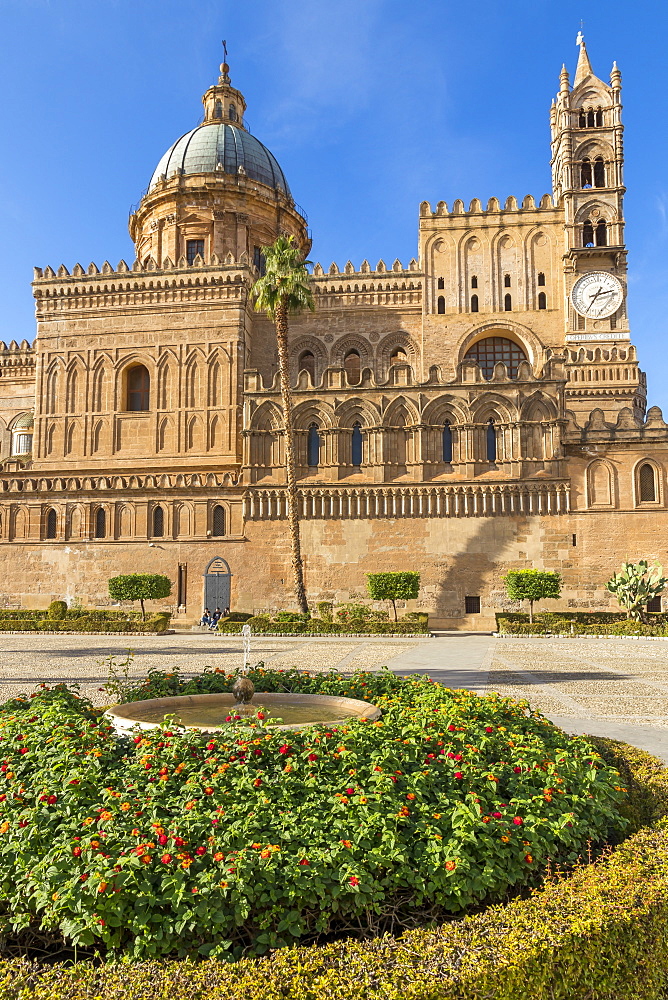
[204,787,214,795]
[174,836,186,846]
[513,817,523,826]
[158,834,168,846]
[454,772,463,779]
[349,875,360,886]
[73,846,82,856]
[47,795,57,805]
[257,713,265,721]
[19,748,28,755]
[308,754,318,762]
[133,736,142,744]
[485,727,494,733]
[299,858,309,865]
[80,873,89,881]
[513,767,522,773]
[191,887,198,893]
[279,745,291,755]
[253,778,262,787]
[345,787,355,795]
[160,853,172,864]
[447,725,456,732]
[225,716,232,723]
[196,846,206,856]
[492,812,502,819]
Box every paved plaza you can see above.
[0,632,665,762]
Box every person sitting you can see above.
[210,607,222,629]
[200,607,212,627]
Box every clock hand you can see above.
[586,286,604,313]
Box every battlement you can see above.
[419,194,556,218]
[312,258,420,278]
[33,252,253,283]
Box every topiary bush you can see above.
[47,600,67,621]
[0,671,628,961]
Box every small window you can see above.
[298,351,316,381]
[95,508,106,538]
[46,508,57,539]
[214,101,223,119]
[594,156,605,188]
[152,506,164,538]
[572,533,577,547]
[583,221,594,247]
[437,295,445,314]
[538,292,547,310]
[647,596,662,613]
[471,275,478,289]
[307,423,320,467]
[437,277,445,289]
[465,596,481,614]
[127,365,150,411]
[344,350,361,385]
[581,157,592,188]
[578,110,586,127]
[471,294,479,312]
[639,463,657,502]
[504,293,512,311]
[486,419,497,462]
[351,422,363,467]
[212,504,226,537]
[504,274,511,287]
[587,109,595,128]
[186,239,204,265]
[12,432,32,456]
[442,421,453,463]
[537,272,545,286]
[595,108,603,127]
[229,103,238,122]
[253,245,266,275]
[596,220,607,246]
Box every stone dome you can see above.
[148,122,291,197]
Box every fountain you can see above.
[107,624,381,735]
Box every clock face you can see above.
[571,272,624,319]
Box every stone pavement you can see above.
[0,632,665,763]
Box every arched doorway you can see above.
[203,556,232,612]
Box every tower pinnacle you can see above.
[574,32,594,88]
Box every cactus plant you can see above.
[605,560,667,621]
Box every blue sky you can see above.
[1,0,667,410]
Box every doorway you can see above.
[203,556,232,612]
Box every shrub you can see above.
[496,611,668,637]
[223,612,254,623]
[316,601,333,622]
[107,574,172,620]
[606,559,668,622]
[502,570,561,624]
[47,600,67,620]
[0,672,627,962]
[366,572,420,621]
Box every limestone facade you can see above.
[0,43,666,628]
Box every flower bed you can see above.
[496,611,668,637]
[0,669,625,964]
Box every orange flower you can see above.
[340,839,352,848]
[214,852,224,862]
[501,835,510,843]
[433,813,442,820]
[260,849,271,859]
[525,854,533,863]
[0,822,9,834]
[219,881,228,888]
[98,881,108,893]
[120,803,131,812]
[181,858,192,869]
[445,860,456,871]
[99,811,112,822]
[406,793,416,800]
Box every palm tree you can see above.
[252,235,314,614]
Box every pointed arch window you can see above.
[437,277,445,289]
[442,421,453,463]
[390,347,407,365]
[351,422,363,467]
[537,272,545,286]
[46,508,57,539]
[639,463,657,502]
[152,506,164,538]
[538,292,547,310]
[504,273,511,287]
[95,507,106,539]
[486,419,497,462]
[595,108,603,126]
[298,351,316,382]
[578,110,586,127]
[470,294,479,312]
[471,275,478,288]
[587,109,595,127]
[596,220,607,246]
[437,296,445,314]
[594,156,605,187]
[307,423,321,468]
[504,293,512,311]
[583,220,594,247]
[212,504,226,536]
[581,157,592,188]
[344,350,361,385]
[127,365,150,411]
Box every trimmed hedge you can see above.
[217,617,429,635]
[497,611,668,637]
[0,613,170,634]
[0,739,666,998]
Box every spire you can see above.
[574,31,594,87]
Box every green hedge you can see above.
[0,614,170,634]
[217,618,429,635]
[0,739,666,999]
[497,611,668,637]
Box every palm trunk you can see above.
[274,300,309,614]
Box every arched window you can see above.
[486,419,497,462]
[390,347,407,365]
[351,422,363,467]
[307,423,320,467]
[504,293,512,311]
[639,463,657,502]
[595,108,603,126]
[437,296,445,314]
[596,220,607,246]
[587,109,595,127]
[127,365,150,411]
[594,156,605,187]
[442,421,453,463]
[464,337,527,380]
[581,157,592,188]
[471,275,478,288]
[152,506,164,537]
[186,239,204,265]
[504,273,511,287]
[95,508,106,538]
[214,101,223,119]
[437,277,444,289]
[298,351,316,382]
[578,110,586,127]
[212,504,226,536]
[229,103,238,122]
[344,350,361,385]
[537,272,545,286]
[538,292,547,310]
[470,294,479,312]
[583,221,594,247]
[46,508,57,539]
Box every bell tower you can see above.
[551,36,644,420]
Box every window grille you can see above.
[647,596,662,613]
[465,596,481,614]
[46,509,57,539]
[95,508,106,538]
[212,505,226,536]
[464,337,527,380]
[639,464,657,502]
[152,506,164,537]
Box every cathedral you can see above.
[0,39,665,628]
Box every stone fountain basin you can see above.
[107,691,381,734]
